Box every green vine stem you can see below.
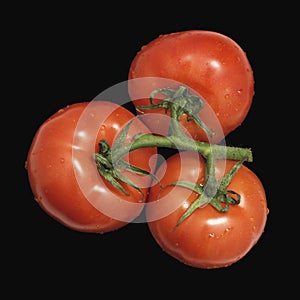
[94,84,253,224]
[111,85,252,163]
[111,134,252,163]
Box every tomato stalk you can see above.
[94,85,253,222]
[111,133,252,162]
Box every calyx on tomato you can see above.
[94,121,160,202]
[161,159,244,227]
[94,86,253,224]
[136,85,214,138]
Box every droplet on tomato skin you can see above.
[34,195,43,202]
[249,217,259,232]
[225,227,232,233]
[100,125,106,131]
[216,42,223,51]
[235,56,241,63]
[208,227,232,239]
[60,158,65,164]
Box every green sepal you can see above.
[117,159,161,187]
[94,153,145,201]
[158,159,245,226]
[136,85,214,138]
[111,169,145,202]
[210,190,241,212]
[176,192,211,227]
[111,120,134,153]
[94,153,130,196]
[161,180,203,195]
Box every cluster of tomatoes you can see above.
[26,30,268,269]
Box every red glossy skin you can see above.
[128,30,254,143]
[26,101,157,233]
[146,151,268,269]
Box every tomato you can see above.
[128,30,254,143]
[146,151,268,269]
[26,101,157,233]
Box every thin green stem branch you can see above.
[111,133,252,163]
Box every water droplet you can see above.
[100,125,106,131]
[209,233,215,238]
[24,161,28,169]
[216,42,223,50]
[224,94,230,99]
[60,158,65,163]
[34,195,43,202]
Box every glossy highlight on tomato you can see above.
[128,30,254,143]
[146,151,268,269]
[26,101,157,233]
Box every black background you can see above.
[11,3,293,297]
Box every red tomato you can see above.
[26,101,157,233]
[146,151,268,269]
[128,30,254,143]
